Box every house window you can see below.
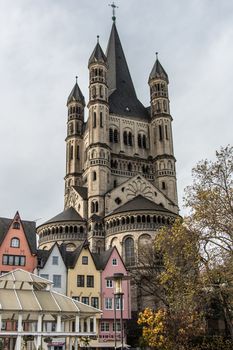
[112,258,117,266]
[11,237,20,248]
[40,274,49,280]
[115,295,124,310]
[82,297,89,305]
[52,256,58,265]
[13,222,20,229]
[113,322,121,332]
[2,255,25,266]
[106,279,113,288]
[53,275,61,288]
[86,275,94,288]
[72,296,80,301]
[82,256,88,265]
[77,275,85,287]
[101,322,109,332]
[105,298,113,310]
[91,297,99,309]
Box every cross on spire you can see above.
[109,2,118,22]
[75,76,78,84]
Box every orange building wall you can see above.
[0,219,37,273]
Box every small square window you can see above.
[52,256,59,265]
[82,256,88,265]
[112,258,117,266]
[40,274,49,280]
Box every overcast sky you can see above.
[0,0,232,223]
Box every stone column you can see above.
[15,314,23,350]
[36,314,42,350]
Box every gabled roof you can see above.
[106,22,149,120]
[37,243,66,269]
[65,242,85,269]
[67,82,85,105]
[0,214,37,254]
[92,247,114,270]
[88,42,107,67]
[73,186,88,200]
[149,58,169,83]
[41,207,85,226]
[107,195,173,216]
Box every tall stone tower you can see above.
[37,11,179,309]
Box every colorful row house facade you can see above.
[37,241,131,349]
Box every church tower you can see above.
[86,38,111,252]
[65,78,85,193]
[149,54,178,207]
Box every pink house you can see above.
[93,247,131,346]
[0,211,37,274]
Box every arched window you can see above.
[93,112,96,128]
[128,132,132,146]
[138,134,142,148]
[95,201,98,213]
[159,125,163,140]
[70,145,73,160]
[124,237,135,266]
[128,163,132,171]
[91,202,95,213]
[92,171,97,181]
[123,131,127,145]
[100,112,103,128]
[100,86,103,98]
[114,129,118,143]
[77,145,80,159]
[165,125,168,139]
[142,134,146,149]
[11,237,20,248]
[92,86,96,98]
[109,128,113,142]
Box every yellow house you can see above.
[67,241,100,310]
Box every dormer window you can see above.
[11,237,20,248]
[13,222,20,229]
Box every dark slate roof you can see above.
[73,186,88,200]
[89,214,102,222]
[67,82,85,105]
[42,207,85,226]
[0,216,37,254]
[65,242,88,268]
[149,58,169,83]
[88,42,107,67]
[37,249,51,268]
[106,22,149,120]
[92,247,114,270]
[107,195,172,216]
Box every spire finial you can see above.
[75,76,78,84]
[97,35,99,43]
[109,2,118,22]
[156,52,158,60]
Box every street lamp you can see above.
[106,273,130,350]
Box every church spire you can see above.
[88,36,107,68]
[149,53,169,83]
[67,77,85,106]
[106,21,148,119]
